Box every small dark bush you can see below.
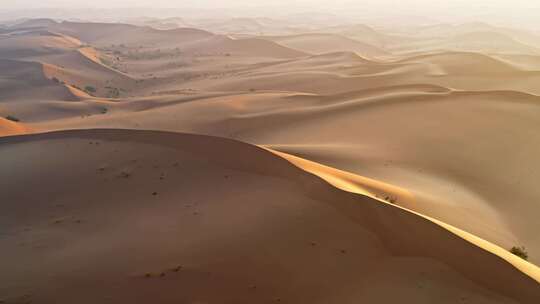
[85,86,97,93]
[5,115,19,122]
[510,246,528,260]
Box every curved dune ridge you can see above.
[0,129,539,303]
[267,148,540,283]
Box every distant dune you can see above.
[262,33,388,58]
[0,29,81,58]
[0,59,78,102]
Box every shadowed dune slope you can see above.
[262,33,388,57]
[0,129,539,303]
[0,59,78,102]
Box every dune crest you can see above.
[268,147,540,283]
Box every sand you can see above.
[1,129,539,304]
[1,18,539,302]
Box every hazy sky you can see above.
[4,0,539,10]
[3,0,540,29]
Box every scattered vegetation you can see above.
[105,86,120,98]
[118,171,131,178]
[51,77,60,83]
[510,246,528,260]
[101,107,108,114]
[5,115,20,122]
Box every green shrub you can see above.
[85,86,97,93]
[510,246,528,260]
[5,115,19,122]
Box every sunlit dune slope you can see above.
[0,117,29,136]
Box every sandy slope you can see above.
[27,87,540,266]
[0,129,539,304]
[0,29,81,59]
[262,33,388,58]
[0,117,29,136]
[383,22,540,55]
[0,59,77,102]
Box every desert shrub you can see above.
[51,77,60,83]
[510,246,528,260]
[106,87,120,98]
[5,115,20,122]
[85,85,97,93]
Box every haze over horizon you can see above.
[3,0,540,29]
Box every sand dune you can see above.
[0,27,136,99]
[0,129,538,303]
[0,29,81,58]
[26,87,540,265]
[0,59,78,102]
[316,23,402,49]
[1,18,540,302]
[262,33,388,58]
[8,18,59,29]
[388,23,540,55]
[39,21,307,59]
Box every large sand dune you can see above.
[0,129,538,303]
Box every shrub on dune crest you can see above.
[510,246,528,260]
[5,115,20,122]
